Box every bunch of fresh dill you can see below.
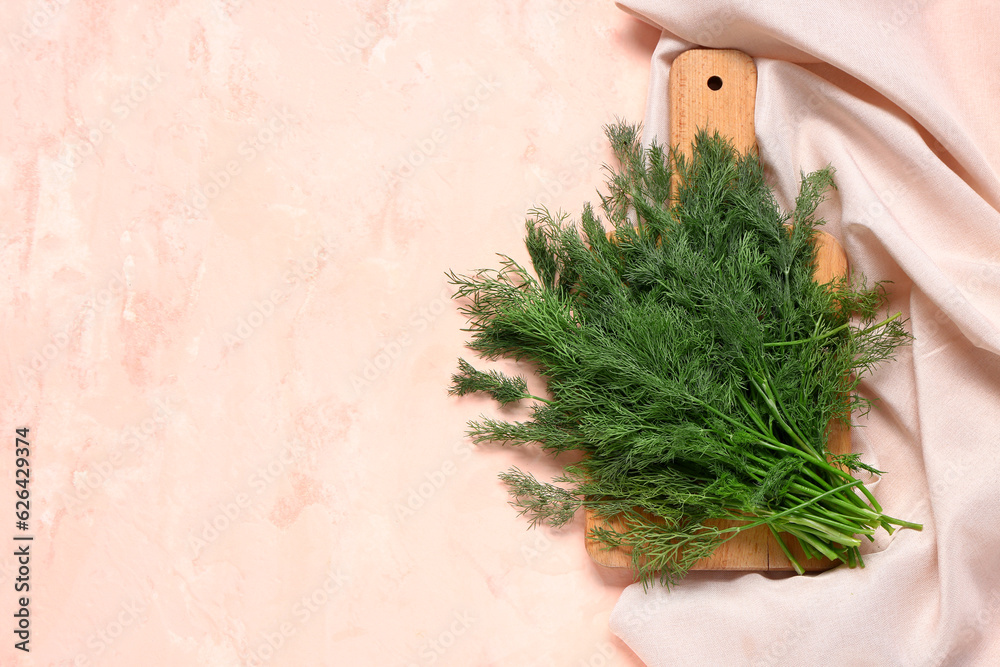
[447,121,921,587]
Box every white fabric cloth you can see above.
[609,2,1000,665]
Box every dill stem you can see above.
[763,311,903,348]
[753,437,824,467]
[734,390,771,437]
[747,437,885,521]
[747,374,814,457]
[789,482,880,521]
[768,525,804,575]
[878,514,923,531]
[695,396,820,472]
[778,524,842,561]
[715,478,863,535]
[784,516,862,547]
[785,502,872,537]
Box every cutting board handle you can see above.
[669,49,758,159]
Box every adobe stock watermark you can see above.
[693,6,744,44]
[349,284,453,397]
[402,610,476,667]
[545,0,584,28]
[178,107,300,222]
[508,133,606,232]
[188,439,309,558]
[213,0,246,18]
[61,397,174,511]
[614,589,672,627]
[299,11,391,66]
[749,625,808,667]
[918,263,1000,344]
[7,0,72,53]
[905,455,975,528]
[72,590,151,666]
[242,567,352,666]
[520,528,571,568]
[382,74,502,188]
[53,64,166,176]
[878,0,933,35]
[755,85,833,163]
[850,137,945,231]
[393,440,473,521]
[224,233,336,348]
[919,587,1000,667]
[16,268,128,387]
[578,641,616,667]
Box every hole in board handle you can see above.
[707,76,723,91]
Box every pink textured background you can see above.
[1,1,656,665]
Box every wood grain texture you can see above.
[669,48,757,161]
[585,49,850,574]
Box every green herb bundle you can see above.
[447,121,921,587]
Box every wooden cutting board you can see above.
[585,49,850,573]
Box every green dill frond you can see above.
[830,453,886,476]
[449,358,530,406]
[499,467,580,528]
